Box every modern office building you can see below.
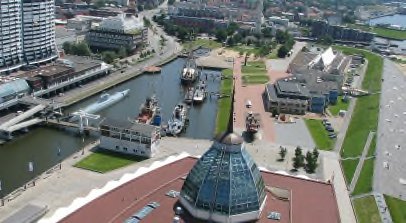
[86,13,147,51]
[0,0,58,75]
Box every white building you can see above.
[99,118,160,158]
[0,0,58,74]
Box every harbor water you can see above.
[369,14,406,28]
[0,58,221,195]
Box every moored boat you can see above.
[193,81,207,103]
[181,53,200,84]
[184,87,194,104]
[136,95,158,124]
[167,103,188,135]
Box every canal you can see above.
[0,58,221,195]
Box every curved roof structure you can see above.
[0,78,30,102]
[180,137,266,222]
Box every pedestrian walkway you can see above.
[349,131,375,192]
[374,193,393,223]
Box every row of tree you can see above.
[276,30,295,58]
[279,146,319,174]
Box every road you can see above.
[374,59,406,200]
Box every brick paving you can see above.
[233,57,276,142]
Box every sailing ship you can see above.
[181,53,200,84]
[193,81,207,103]
[136,95,158,124]
[184,87,194,104]
[245,111,261,133]
[167,103,188,135]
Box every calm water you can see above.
[369,14,406,28]
[0,58,221,195]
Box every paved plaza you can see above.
[374,59,406,199]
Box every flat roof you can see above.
[62,55,102,72]
[59,157,340,223]
[101,118,159,133]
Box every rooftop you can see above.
[24,65,73,78]
[101,117,159,134]
[56,156,340,223]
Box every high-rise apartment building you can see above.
[0,0,58,74]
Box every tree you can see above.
[305,151,318,173]
[226,22,239,36]
[102,51,117,64]
[292,146,304,170]
[292,155,304,171]
[71,42,91,56]
[275,30,288,44]
[312,148,319,161]
[295,146,302,157]
[117,47,127,59]
[317,35,333,46]
[215,29,227,43]
[62,42,72,54]
[279,146,287,161]
[277,45,289,58]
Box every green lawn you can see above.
[215,69,233,134]
[329,96,350,116]
[241,61,269,85]
[341,158,359,184]
[74,149,146,173]
[352,159,375,195]
[367,134,377,157]
[348,24,406,40]
[182,39,222,50]
[385,195,406,223]
[333,46,383,158]
[353,196,381,223]
[304,119,334,150]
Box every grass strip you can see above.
[304,119,334,150]
[352,159,375,195]
[215,69,233,134]
[353,196,381,223]
[75,149,146,173]
[341,158,359,184]
[385,195,406,223]
[333,46,383,158]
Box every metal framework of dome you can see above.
[179,83,267,223]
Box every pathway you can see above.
[374,193,393,223]
[349,131,375,192]
[334,60,368,153]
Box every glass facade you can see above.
[180,142,266,217]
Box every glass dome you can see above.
[180,139,266,222]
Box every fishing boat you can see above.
[168,103,188,135]
[245,111,261,133]
[193,81,207,103]
[70,89,130,121]
[181,53,200,85]
[136,95,158,124]
[184,87,194,104]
